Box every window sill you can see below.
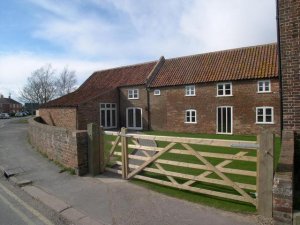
[256,122,274,125]
[185,95,196,97]
[257,91,272,94]
[216,132,233,135]
[216,95,233,97]
[184,122,197,124]
[128,98,139,100]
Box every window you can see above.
[100,103,117,128]
[217,83,232,96]
[185,85,196,96]
[128,89,139,99]
[126,107,143,130]
[185,109,197,123]
[258,80,271,93]
[256,107,274,124]
[217,106,233,134]
[154,89,161,96]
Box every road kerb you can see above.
[22,185,105,225]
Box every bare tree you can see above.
[56,67,77,97]
[20,65,57,104]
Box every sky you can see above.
[0,0,277,100]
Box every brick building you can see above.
[0,95,22,114]
[40,43,280,135]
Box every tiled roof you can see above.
[150,43,278,87]
[43,61,157,107]
[0,97,22,105]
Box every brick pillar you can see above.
[275,0,300,224]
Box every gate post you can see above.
[121,127,129,179]
[87,123,100,176]
[99,126,105,174]
[257,129,275,217]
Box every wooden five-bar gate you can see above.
[87,124,275,217]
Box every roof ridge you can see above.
[77,60,158,91]
[165,43,277,62]
[93,60,158,73]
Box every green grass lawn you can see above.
[104,131,281,213]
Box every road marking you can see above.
[0,182,54,225]
[0,191,35,225]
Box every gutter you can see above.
[276,0,283,137]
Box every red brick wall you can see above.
[39,108,77,130]
[279,0,300,132]
[119,85,149,130]
[28,117,88,175]
[150,79,280,135]
[273,0,300,224]
[77,89,119,130]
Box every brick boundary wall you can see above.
[273,130,295,224]
[28,117,88,176]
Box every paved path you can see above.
[0,118,264,225]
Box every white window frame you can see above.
[257,80,271,93]
[126,107,143,130]
[128,89,139,99]
[185,109,197,124]
[217,82,232,97]
[185,85,196,96]
[100,103,117,129]
[256,107,274,124]
[154,89,161,96]
[216,106,233,134]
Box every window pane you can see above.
[222,108,226,132]
[266,108,272,115]
[266,116,272,122]
[100,104,105,108]
[227,108,231,133]
[257,115,264,122]
[106,104,110,108]
[225,89,231,95]
[112,104,116,108]
[101,110,105,127]
[186,111,190,122]
[107,110,111,127]
[112,110,116,127]
[225,84,231,90]
[257,108,263,116]
[218,90,223,95]
[128,109,134,127]
[136,109,142,128]
[217,108,222,132]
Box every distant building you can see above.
[0,95,23,114]
[24,103,39,115]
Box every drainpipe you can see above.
[276,0,283,138]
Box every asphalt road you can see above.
[0,117,70,225]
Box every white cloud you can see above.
[27,0,276,58]
[0,52,123,100]
[0,0,277,100]
[179,0,277,52]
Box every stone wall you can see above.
[28,117,88,176]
